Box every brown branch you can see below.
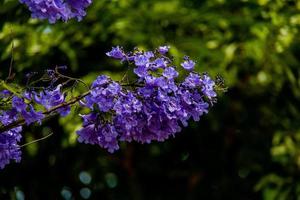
[0,91,90,134]
[0,82,144,134]
[55,66,89,89]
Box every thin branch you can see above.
[55,66,89,89]
[20,131,53,148]
[0,82,144,134]
[6,26,15,82]
[0,91,90,133]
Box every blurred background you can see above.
[1,0,300,199]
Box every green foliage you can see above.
[255,130,300,199]
[1,0,300,199]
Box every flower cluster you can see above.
[77,46,217,153]
[0,46,219,169]
[0,103,22,169]
[0,85,69,169]
[19,0,92,23]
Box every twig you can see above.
[6,26,15,82]
[0,91,90,133]
[0,82,144,134]
[55,66,89,89]
[20,131,53,148]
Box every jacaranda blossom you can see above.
[19,0,92,23]
[76,46,218,152]
[34,84,70,116]
[0,110,22,169]
[0,83,71,169]
[0,45,220,169]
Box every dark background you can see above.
[1,0,300,199]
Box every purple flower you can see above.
[134,66,148,78]
[158,46,170,54]
[21,105,44,125]
[23,91,34,101]
[66,0,92,21]
[11,96,44,125]
[153,58,168,69]
[97,124,119,153]
[34,84,70,116]
[181,59,196,71]
[106,82,121,95]
[137,86,155,98]
[0,90,11,98]
[57,106,71,117]
[134,54,150,67]
[19,0,92,23]
[106,46,126,60]
[77,122,119,153]
[0,110,22,169]
[201,75,217,99]
[114,93,142,115]
[144,76,166,87]
[12,96,27,112]
[77,124,98,144]
[0,110,18,126]
[0,137,22,169]
[184,73,201,88]
[193,101,209,121]
[87,81,122,112]
[163,67,179,80]
[92,75,109,88]
[80,113,98,126]
[144,51,154,59]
